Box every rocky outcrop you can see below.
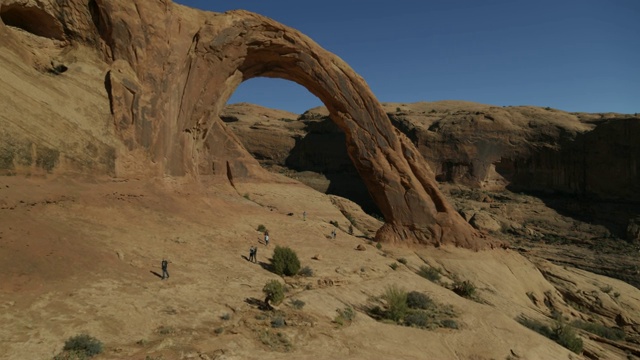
[0,0,486,248]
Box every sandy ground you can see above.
[0,174,600,360]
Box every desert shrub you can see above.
[220,313,231,320]
[417,266,441,282]
[397,257,408,265]
[406,291,433,310]
[214,327,224,334]
[452,280,476,298]
[376,242,382,250]
[335,306,356,326]
[263,280,285,306]
[271,246,301,276]
[298,266,313,277]
[329,220,339,228]
[517,316,583,354]
[404,311,430,328]
[572,320,625,341]
[383,285,408,322]
[290,299,305,310]
[554,323,583,354]
[441,319,459,329]
[61,334,103,358]
[348,224,354,235]
[271,316,286,328]
[257,224,266,232]
[389,262,398,270]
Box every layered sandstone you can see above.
[0,0,485,248]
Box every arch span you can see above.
[79,1,486,248]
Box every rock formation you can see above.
[0,0,486,248]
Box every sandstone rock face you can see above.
[384,102,640,201]
[0,0,485,248]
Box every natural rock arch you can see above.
[30,0,487,248]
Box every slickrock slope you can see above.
[0,0,486,248]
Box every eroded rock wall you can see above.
[0,0,486,248]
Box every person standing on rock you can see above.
[161,258,170,280]
[264,230,270,247]
[248,246,255,262]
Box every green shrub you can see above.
[517,316,583,354]
[335,306,356,326]
[441,319,459,329]
[329,220,339,228]
[397,258,408,265]
[271,316,286,328]
[572,320,625,341]
[554,323,583,354]
[271,246,301,276]
[263,280,285,306]
[406,291,433,310]
[61,334,103,358]
[257,224,267,232]
[389,262,398,270]
[417,266,441,282]
[404,311,430,328]
[220,313,231,320]
[452,280,476,298]
[290,299,305,310]
[383,285,408,322]
[298,266,313,277]
[376,242,382,250]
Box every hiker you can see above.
[331,229,337,239]
[303,211,307,221]
[264,230,270,247]
[348,224,354,235]
[161,258,170,280]
[248,246,255,262]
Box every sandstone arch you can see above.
[38,0,486,248]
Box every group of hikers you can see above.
[159,211,319,278]
[248,229,269,263]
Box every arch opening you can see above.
[221,77,382,216]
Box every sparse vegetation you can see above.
[298,266,313,277]
[290,299,305,310]
[406,291,433,310]
[383,285,409,322]
[376,242,382,250]
[54,334,103,359]
[334,306,356,326]
[452,280,476,299]
[572,320,625,341]
[329,220,339,228]
[417,265,441,282]
[389,262,398,270]
[367,286,457,330]
[256,224,266,232]
[263,280,285,307]
[517,316,583,354]
[220,313,231,321]
[258,330,292,352]
[271,246,301,276]
[397,257,408,265]
[270,315,286,328]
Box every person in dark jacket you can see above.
[161,259,169,280]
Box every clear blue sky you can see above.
[175,0,639,114]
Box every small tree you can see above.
[263,280,285,307]
[271,246,301,276]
